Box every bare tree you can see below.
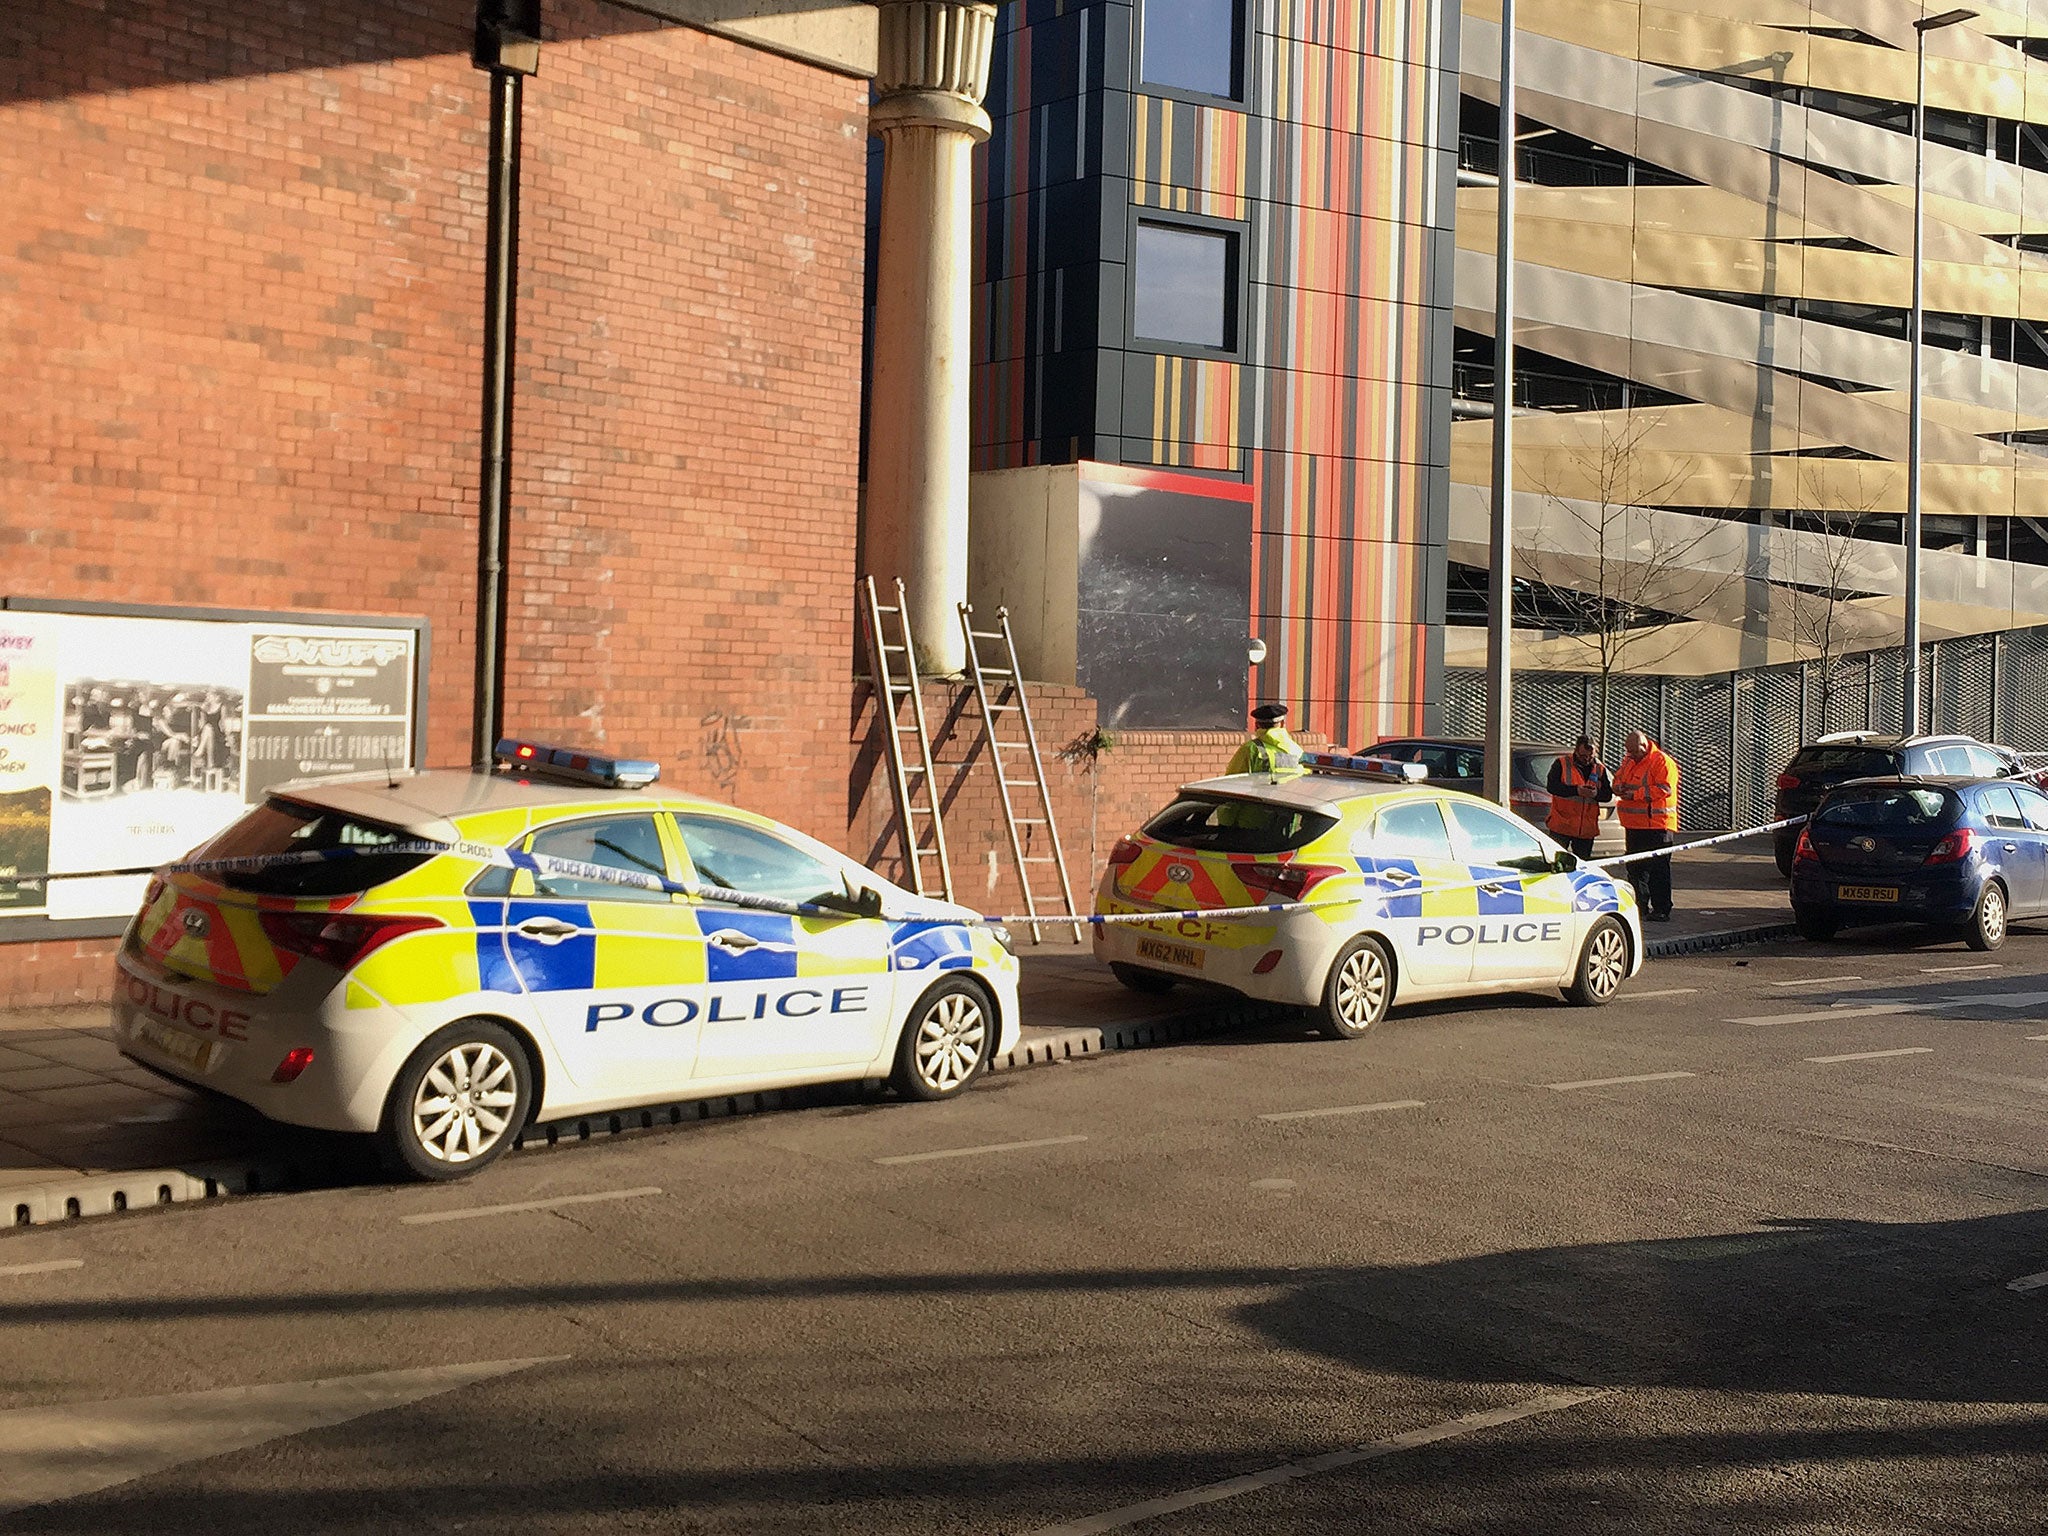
[1781,466,1892,732]
[1520,410,1749,748]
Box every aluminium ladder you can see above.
[958,601,1083,943]
[858,576,954,902]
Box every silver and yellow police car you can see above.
[1093,753,1642,1036]
[113,740,1021,1180]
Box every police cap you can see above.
[1250,703,1288,724]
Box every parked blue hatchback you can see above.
[1789,776,2048,950]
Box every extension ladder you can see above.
[958,602,1082,943]
[859,576,954,902]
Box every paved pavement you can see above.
[0,850,1794,1224]
[3,927,2046,1531]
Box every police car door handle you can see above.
[515,917,583,944]
[709,930,759,953]
[1480,881,1508,896]
[1378,868,1417,884]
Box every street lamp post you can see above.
[1903,7,1976,736]
[1483,0,1516,808]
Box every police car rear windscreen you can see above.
[1141,797,1337,855]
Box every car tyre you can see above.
[1564,918,1629,1007]
[1315,934,1392,1040]
[892,976,994,1101]
[1793,908,1838,942]
[1965,880,2008,952]
[378,1019,532,1182]
[1109,962,1176,995]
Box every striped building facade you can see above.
[968,0,1461,742]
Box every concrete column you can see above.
[865,0,997,676]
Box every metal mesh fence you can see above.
[1444,622,2048,830]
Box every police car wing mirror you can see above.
[1552,851,1579,874]
[812,884,885,919]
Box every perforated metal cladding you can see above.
[1445,622,2048,829]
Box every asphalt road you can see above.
[4,925,2048,1533]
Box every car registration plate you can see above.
[136,1016,212,1072]
[1135,937,1203,969]
[1836,885,1899,903]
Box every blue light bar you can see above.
[1301,751,1428,783]
[493,738,661,790]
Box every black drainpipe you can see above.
[471,3,540,764]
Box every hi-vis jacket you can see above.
[1615,744,1679,832]
[1227,726,1303,776]
[1547,755,1611,842]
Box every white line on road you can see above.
[1922,962,2002,973]
[1770,975,1862,988]
[1618,987,1698,1000]
[2030,1035,2048,1042]
[398,1187,663,1226]
[1021,1389,1600,1536]
[1545,1072,1696,1092]
[875,1134,1088,1166]
[1938,991,2048,1010]
[1259,1100,1426,1122]
[2008,1272,2048,1294]
[0,1258,83,1278]
[1803,1047,1935,1065]
[1728,1002,1925,1028]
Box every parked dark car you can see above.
[1772,733,2023,875]
[1788,776,2048,949]
[1358,736,1612,834]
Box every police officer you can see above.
[1615,728,1679,921]
[1546,735,1612,860]
[1227,703,1302,776]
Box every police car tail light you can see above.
[259,910,443,970]
[1240,862,1343,901]
[1108,838,1144,868]
[271,1047,316,1084]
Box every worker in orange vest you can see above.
[1614,728,1680,922]
[1546,735,1612,860]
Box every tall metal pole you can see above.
[1483,0,1516,808]
[1903,24,1929,737]
[1904,9,1977,735]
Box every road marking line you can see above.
[1770,975,1862,988]
[0,1258,83,1278]
[1937,991,2048,1009]
[398,1186,662,1225]
[1545,1071,1696,1092]
[1728,1003,1925,1027]
[2030,1035,2048,1042]
[2008,1271,2048,1294]
[1803,1047,1934,1065]
[1259,1100,1426,1122]
[1922,962,2002,973]
[875,1134,1088,1166]
[1022,1389,1599,1536]
[1619,987,1697,1000]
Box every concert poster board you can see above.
[0,600,428,941]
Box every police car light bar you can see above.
[1301,751,1429,783]
[493,738,661,790]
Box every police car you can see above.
[1093,754,1642,1036]
[112,741,1021,1180]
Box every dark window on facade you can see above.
[1133,221,1237,350]
[1140,0,1242,99]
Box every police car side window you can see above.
[675,815,845,905]
[1368,801,1454,861]
[527,815,671,902]
[1444,799,1548,871]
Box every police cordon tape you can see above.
[0,812,1814,932]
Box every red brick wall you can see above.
[500,6,869,843]
[0,0,870,1003]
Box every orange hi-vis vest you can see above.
[1616,744,1679,832]
[1548,756,1602,843]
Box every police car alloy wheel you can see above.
[1966,880,2008,952]
[1317,934,1391,1040]
[893,977,994,1101]
[1565,917,1629,1007]
[380,1019,534,1181]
